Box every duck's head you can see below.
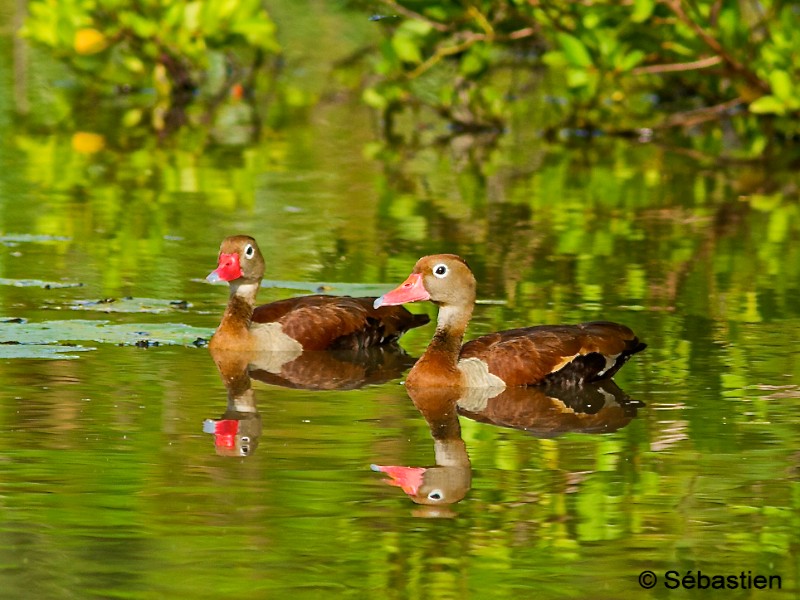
[374,254,476,309]
[207,235,265,284]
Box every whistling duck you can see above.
[207,236,429,352]
[374,254,646,389]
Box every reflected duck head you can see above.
[371,463,471,506]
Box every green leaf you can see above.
[184,2,202,32]
[566,67,590,88]
[391,33,423,64]
[617,49,645,72]
[401,19,434,37]
[769,70,793,102]
[542,50,568,68]
[557,32,593,68]
[362,87,388,110]
[122,108,143,127]
[461,45,488,76]
[749,95,786,115]
[632,0,655,22]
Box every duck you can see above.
[373,254,646,389]
[207,235,429,352]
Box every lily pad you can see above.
[0,278,83,289]
[203,278,409,297]
[0,234,72,244]
[69,297,193,313]
[0,344,94,360]
[0,319,212,347]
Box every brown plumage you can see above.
[207,235,429,352]
[374,254,645,389]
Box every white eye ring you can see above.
[427,489,443,501]
[243,244,255,259]
[432,264,448,279]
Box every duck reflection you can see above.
[372,386,470,507]
[204,346,417,456]
[372,381,643,508]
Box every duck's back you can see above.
[253,295,429,351]
[460,321,646,386]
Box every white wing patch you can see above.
[457,357,507,389]
[250,321,304,356]
[595,352,620,378]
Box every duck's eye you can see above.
[433,264,448,278]
[427,489,443,501]
[244,244,255,259]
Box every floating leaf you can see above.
[0,234,71,243]
[69,297,194,314]
[0,278,82,289]
[0,344,95,360]
[0,319,212,347]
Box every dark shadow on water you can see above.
[372,381,644,516]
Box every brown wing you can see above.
[460,321,645,386]
[253,295,429,351]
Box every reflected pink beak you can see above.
[373,273,430,309]
[207,252,242,283]
[371,464,426,496]
[205,419,240,450]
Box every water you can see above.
[2,9,800,599]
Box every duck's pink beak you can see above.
[207,252,242,283]
[373,273,430,309]
[371,464,426,496]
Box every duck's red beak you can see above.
[207,252,242,283]
[373,273,429,308]
[371,464,426,496]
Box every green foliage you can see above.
[22,0,282,132]
[357,0,800,157]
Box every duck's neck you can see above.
[219,281,259,333]
[408,302,473,385]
